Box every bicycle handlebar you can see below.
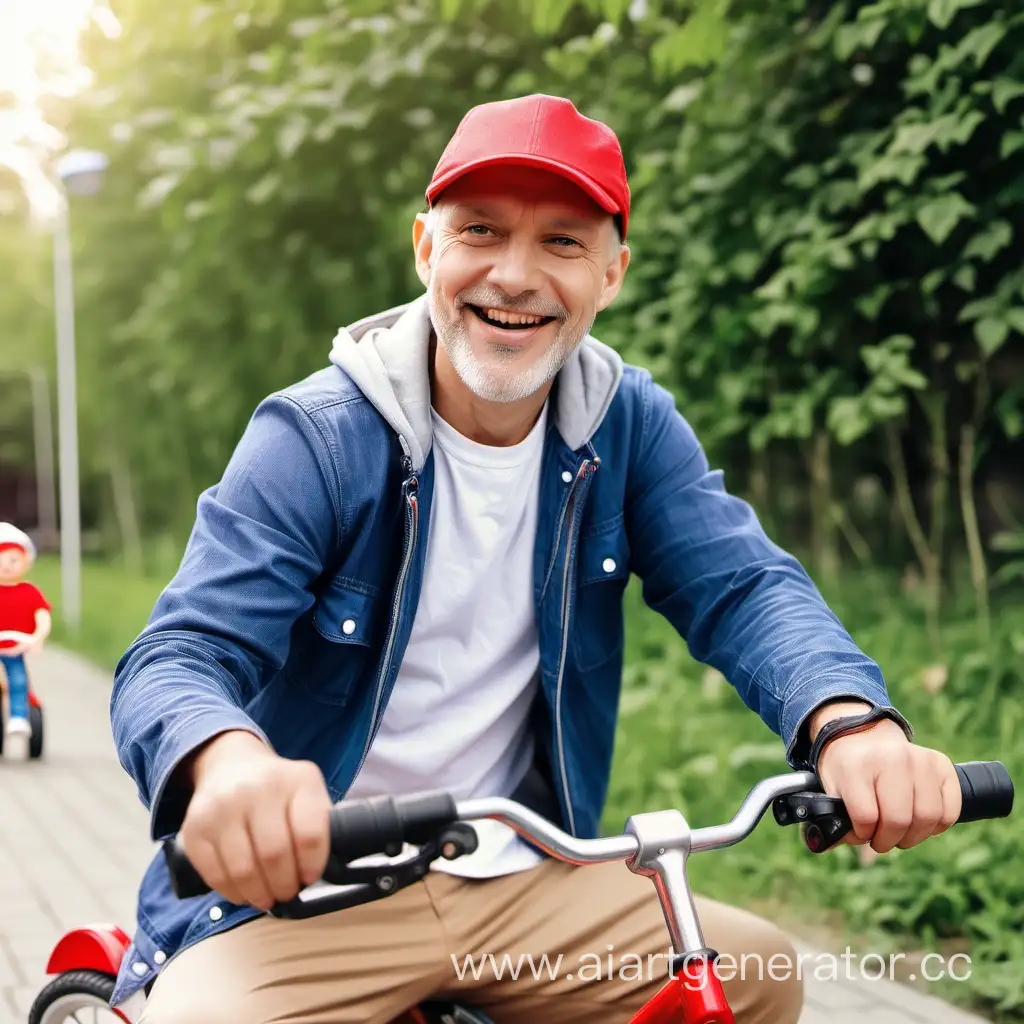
[163,760,1013,906]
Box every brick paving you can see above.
[0,646,991,1022]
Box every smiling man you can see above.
[111,96,963,1024]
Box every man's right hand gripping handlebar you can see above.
[171,730,335,911]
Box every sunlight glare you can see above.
[0,0,121,221]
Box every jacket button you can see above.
[603,558,616,573]
[342,619,356,635]
[561,470,572,483]
[154,950,167,965]
[209,905,223,921]
[131,961,148,976]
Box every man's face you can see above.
[414,166,629,404]
[0,547,29,583]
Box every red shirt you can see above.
[0,582,51,650]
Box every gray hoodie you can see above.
[328,293,624,470]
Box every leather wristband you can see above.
[808,706,911,774]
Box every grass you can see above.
[27,550,1024,1020]
[27,555,170,669]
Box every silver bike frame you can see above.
[454,771,820,958]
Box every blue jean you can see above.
[1,654,28,720]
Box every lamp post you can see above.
[52,148,108,630]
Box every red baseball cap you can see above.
[425,94,631,239]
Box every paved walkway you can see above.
[0,647,991,1023]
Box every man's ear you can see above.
[596,243,631,313]
[413,213,432,287]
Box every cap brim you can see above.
[425,154,620,217]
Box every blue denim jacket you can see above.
[108,296,906,1005]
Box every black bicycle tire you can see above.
[28,969,116,1024]
[29,702,44,758]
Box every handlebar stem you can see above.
[625,810,706,955]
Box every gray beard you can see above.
[428,290,588,404]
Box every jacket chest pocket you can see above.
[293,577,382,705]
[572,513,630,672]
[313,578,379,645]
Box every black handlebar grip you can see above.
[161,792,459,901]
[328,792,458,862]
[955,761,1014,823]
[162,837,212,899]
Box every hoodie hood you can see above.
[329,293,623,472]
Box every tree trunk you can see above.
[920,392,949,605]
[807,430,838,586]
[960,367,991,646]
[832,504,872,567]
[959,422,990,646]
[109,443,143,576]
[885,421,941,650]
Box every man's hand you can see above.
[810,701,962,854]
[178,730,333,910]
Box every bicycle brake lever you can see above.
[321,822,479,887]
[772,791,853,854]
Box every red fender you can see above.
[29,690,41,709]
[46,924,131,976]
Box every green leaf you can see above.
[958,21,1007,69]
[1005,308,1024,334]
[856,283,894,320]
[959,295,999,322]
[954,264,977,292]
[942,109,985,150]
[1000,131,1024,159]
[975,317,1009,355]
[728,251,762,280]
[892,111,985,155]
[650,0,729,77]
[598,0,632,24]
[989,531,1024,553]
[992,562,1024,588]
[858,153,927,191]
[890,121,937,156]
[956,845,992,871]
[915,193,975,245]
[828,396,873,446]
[995,391,1024,438]
[867,391,910,419]
[963,219,1013,262]
[927,0,986,29]
[529,0,575,34]
[834,16,886,61]
[992,78,1024,115]
[784,164,820,190]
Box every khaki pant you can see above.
[140,858,803,1024]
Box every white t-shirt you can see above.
[344,403,548,877]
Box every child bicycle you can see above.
[30,760,1014,1024]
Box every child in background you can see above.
[0,523,51,760]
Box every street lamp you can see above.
[52,147,108,629]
